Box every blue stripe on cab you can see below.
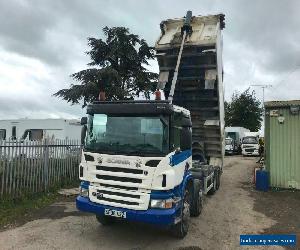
[169,150,192,166]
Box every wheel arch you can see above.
[181,173,194,196]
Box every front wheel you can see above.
[190,179,203,217]
[96,215,115,226]
[171,188,190,238]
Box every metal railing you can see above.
[0,139,81,199]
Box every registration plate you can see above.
[104,208,127,218]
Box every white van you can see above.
[225,137,234,155]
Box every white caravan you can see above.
[241,132,260,156]
[0,119,81,141]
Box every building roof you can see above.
[265,100,300,108]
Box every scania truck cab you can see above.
[76,11,225,238]
[76,100,218,237]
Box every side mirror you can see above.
[180,127,192,151]
[181,117,192,127]
[81,117,87,125]
[175,147,181,154]
[81,125,87,145]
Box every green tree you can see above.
[225,89,263,131]
[54,27,158,106]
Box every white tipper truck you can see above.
[241,132,260,156]
[76,11,225,238]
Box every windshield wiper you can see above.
[136,143,160,150]
[126,150,162,156]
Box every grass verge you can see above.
[0,192,60,227]
[0,180,79,228]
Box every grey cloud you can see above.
[0,0,300,119]
[0,0,59,63]
[0,93,83,119]
[0,1,221,66]
[222,0,300,74]
[0,97,46,114]
[2,0,300,74]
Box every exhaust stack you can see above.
[99,91,106,101]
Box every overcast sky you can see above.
[0,0,300,120]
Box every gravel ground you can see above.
[0,156,298,250]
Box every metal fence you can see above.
[0,139,81,199]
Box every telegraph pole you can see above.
[250,84,272,108]
[250,84,273,135]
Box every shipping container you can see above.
[264,100,300,189]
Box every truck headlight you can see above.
[150,198,173,209]
[80,187,89,197]
[79,181,90,197]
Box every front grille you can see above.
[100,183,138,191]
[145,160,160,167]
[89,184,149,210]
[90,160,154,210]
[245,148,254,152]
[96,174,142,183]
[96,165,143,175]
[84,154,94,161]
[98,189,140,199]
[97,196,139,206]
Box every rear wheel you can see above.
[190,179,203,217]
[171,188,190,238]
[207,171,217,195]
[96,215,115,226]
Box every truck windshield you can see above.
[226,132,237,140]
[242,137,258,144]
[85,114,169,156]
[225,139,233,145]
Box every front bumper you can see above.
[76,196,178,226]
[242,150,259,156]
[225,150,233,155]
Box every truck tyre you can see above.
[207,171,217,195]
[190,179,203,217]
[171,188,190,238]
[96,215,115,226]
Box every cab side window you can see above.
[170,113,182,150]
